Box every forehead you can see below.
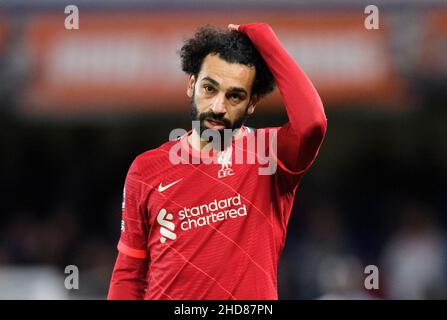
[198,53,256,91]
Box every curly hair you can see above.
[180,25,275,98]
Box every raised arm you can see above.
[235,23,327,176]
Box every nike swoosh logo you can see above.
[158,179,183,192]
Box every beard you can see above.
[189,93,249,146]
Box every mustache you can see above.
[199,112,232,129]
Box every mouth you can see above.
[204,118,226,131]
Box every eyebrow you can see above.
[201,76,248,96]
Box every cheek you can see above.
[228,104,248,121]
[193,93,209,111]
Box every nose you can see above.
[210,93,226,115]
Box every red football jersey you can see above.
[108,23,327,300]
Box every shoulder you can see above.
[128,139,179,177]
[240,126,279,136]
[250,126,280,138]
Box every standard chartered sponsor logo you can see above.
[179,194,247,231]
[157,208,177,243]
[157,194,247,244]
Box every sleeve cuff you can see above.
[118,240,148,259]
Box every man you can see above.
[108,22,327,300]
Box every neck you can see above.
[187,127,243,152]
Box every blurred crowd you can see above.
[1,186,446,299]
[279,200,447,299]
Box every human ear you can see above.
[186,75,196,98]
[247,94,260,115]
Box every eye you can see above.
[229,94,242,101]
[204,85,215,93]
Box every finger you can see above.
[227,24,240,31]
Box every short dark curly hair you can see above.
[180,25,275,98]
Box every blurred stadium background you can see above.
[1,0,447,299]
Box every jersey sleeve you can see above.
[239,23,328,191]
[117,158,150,259]
[107,252,149,300]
